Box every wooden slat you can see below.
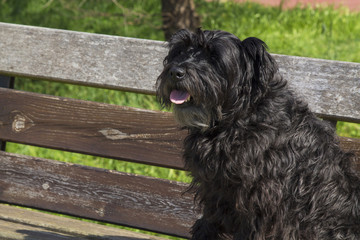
[0,151,196,238]
[0,204,168,240]
[0,22,164,95]
[0,22,359,123]
[0,88,185,169]
[340,137,360,172]
[0,88,359,170]
[273,55,360,123]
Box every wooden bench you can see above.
[0,22,359,239]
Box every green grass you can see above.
[196,1,360,62]
[337,122,360,138]
[1,1,360,238]
[0,0,163,39]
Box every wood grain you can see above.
[0,151,196,238]
[0,88,359,170]
[0,204,168,240]
[0,23,164,95]
[0,88,185,169]
[273,55,360,123]
[340,137,360,171]
[0,23,359,123]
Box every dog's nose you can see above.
[170,67,185,81]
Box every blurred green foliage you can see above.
[198,1,360,62]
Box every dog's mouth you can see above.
[170,90,191,105]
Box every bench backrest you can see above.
[0,22,359,238]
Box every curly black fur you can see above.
[156,29,360,240]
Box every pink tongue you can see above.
[170,90,190,104]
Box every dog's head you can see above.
[156,29,278,130]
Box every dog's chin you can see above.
[173,103,211,130]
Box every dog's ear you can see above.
[241,37,278,103]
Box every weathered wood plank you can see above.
[0,88,186,169]
[273,55,360,123]
[0,22,359,123]
[0,204,168,240]
[0,88,359,170]
[0,151,196,238]
[340,137,360,171]
[0,22,164,95]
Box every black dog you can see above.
[156,29,360,239]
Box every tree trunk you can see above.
[161,0,201,40]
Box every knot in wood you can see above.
[11,111,34,133]
[12,114,26,132]
[99,128,129,140]
[42,182,50,190]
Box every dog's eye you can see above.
[170,46,185,57]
